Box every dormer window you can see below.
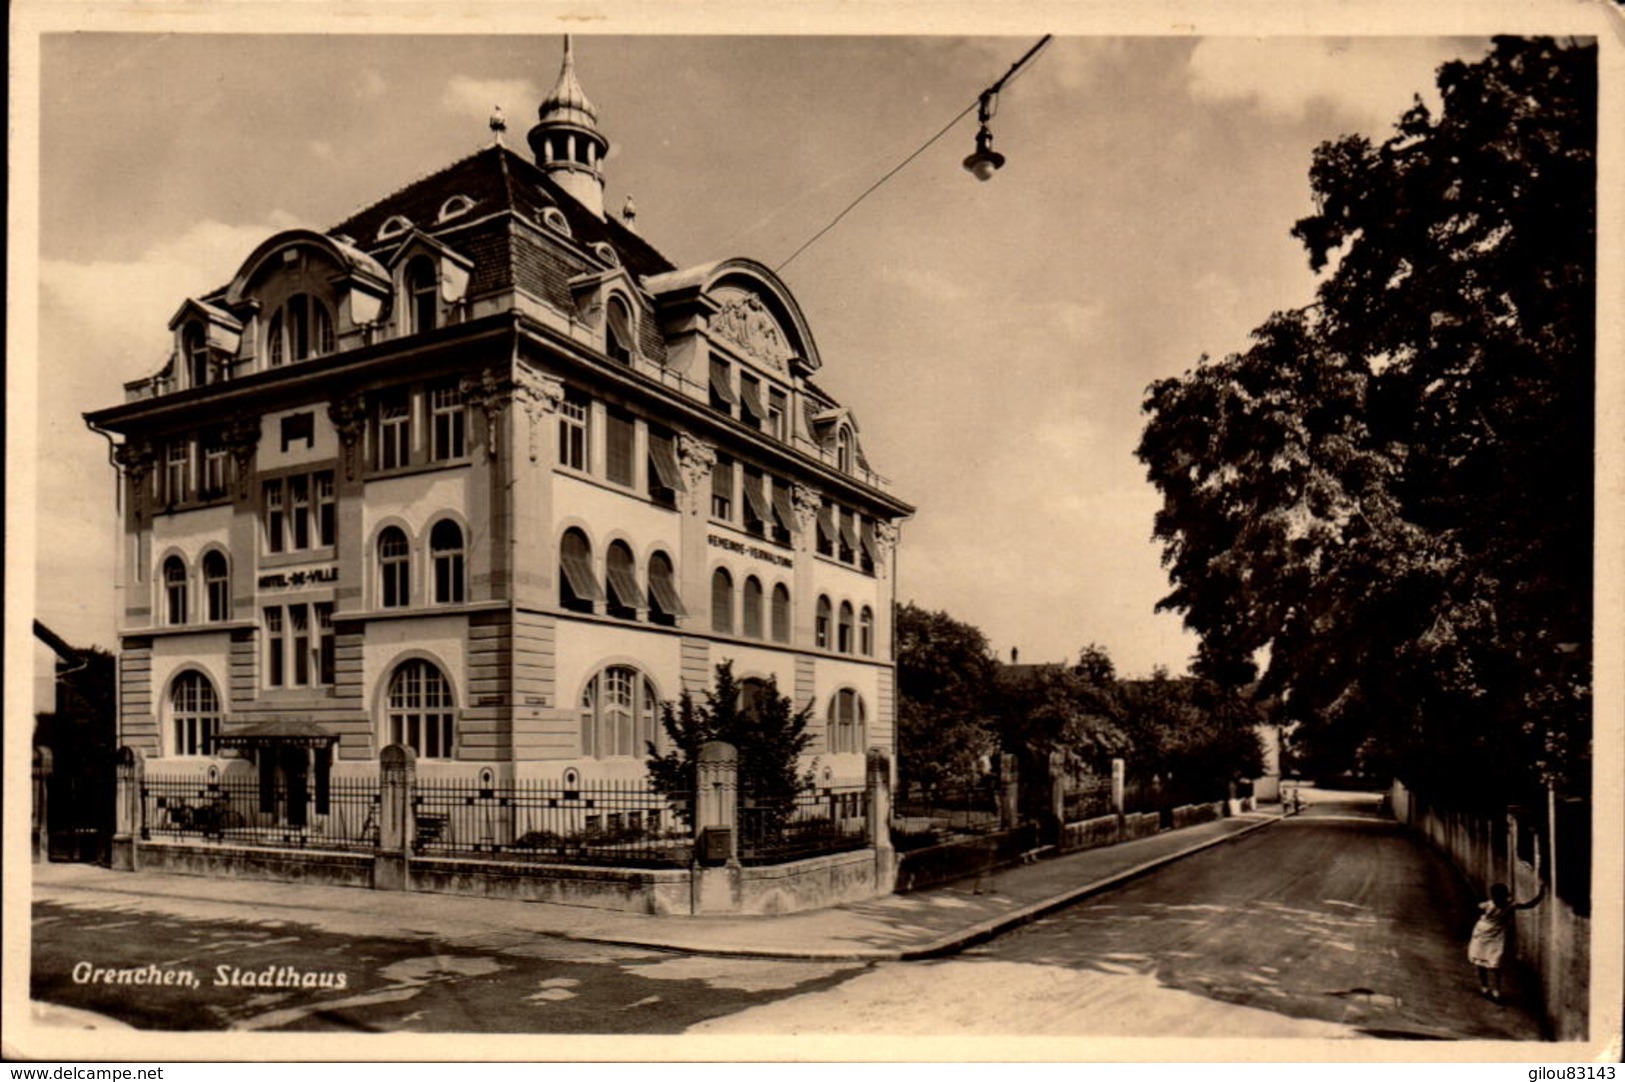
[836,426,854,474]
[265,294,335,367]
[437,195,474,223]
[183,323,211,388]
[592,242,619,266]
[541,207,571,236]
[406,256,438,335]
[605,295,634,365]
[377,215,412,242]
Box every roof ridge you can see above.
[327,144,500,237]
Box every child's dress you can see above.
[1468,900,1512,969]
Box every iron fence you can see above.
[142,773,380,851]
[738,783,869,866]
[411,777,694,867]
[1062,774,1114,823]
[892,778,1001,840]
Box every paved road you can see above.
[30,793,1545,1040]
[693,793,1545,1040]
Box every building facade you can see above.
[85,42,912,821]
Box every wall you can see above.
[1391,780,1590,1041]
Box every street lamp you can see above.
[962,92,1006,182]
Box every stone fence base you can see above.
[132,840,884,916]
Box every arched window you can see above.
[771,584,791,643]
[430,520,465,605]
[838,602,855,654]
[379,527,410,609]
[385,659,456,759]
[579,666,659,759]
[169,671,221,756]
[815,595,832,650]
[860,606,875,657]
[203,551,230,622]
[739,677,769,720]
[184,323,210,388]
[265,294,333,366]
[605,541,641,620]
[836,427,853,474]
[605,295,634,365]
[163,555,189,625]
[711,568,734,635]
[407,257,438,335]
[828,688,867,755]
[742,576,764,639]
[559,528,602,613]
[647,551,684,627]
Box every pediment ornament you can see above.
[711,294,793,372]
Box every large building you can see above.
[85,40,912,820]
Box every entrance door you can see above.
[282,746,309,829]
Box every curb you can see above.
[542,815,1283,962]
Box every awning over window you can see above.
[648,433,685,491]
[648,567,688,617]
[771,483,798,535]
[741,472,772,524]
[816,504,836,546]
[838,509,861,552]
[860,518,880,564]
[606,560,645,611]
[215,718,338,749]
[709,358,739,405]
[560,546,606,602]
[739,378,767,423]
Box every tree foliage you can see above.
[894,602,999,786]
[1137,37,1594,800]
[646,661,815,823]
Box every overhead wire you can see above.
[773,34,1053,275]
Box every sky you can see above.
[22,15,1502,688]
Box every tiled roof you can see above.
[328,145,675,279]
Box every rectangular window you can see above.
[816,499,836,558]
[768,388,788,441]
[559,393,589,471]
[647,427,682,506]
[165,440,191,505]
[315,471,336,546]
[430,384,466,461]
[315,602,336,685]
[711,455,734,521]
[289,474,311,550]
[838,507,859,564]
[201,435,229,499]
[264,480,285,554]
[739,374,766,429]
[280,412,315,452]
[290,604,310,687]
[741,467,770,537]
[708,357,738,415]
[378,393,411,471]
[605,407,635,487]
[770,478,796,546]
[265,606,285,688]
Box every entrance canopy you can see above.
[214,718,338,750]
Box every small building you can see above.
[83,39,912,844]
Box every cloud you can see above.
[1187,37,1485,132]
[443,75,539,122]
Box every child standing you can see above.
[1468,881,1544,1002]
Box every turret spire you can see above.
[528,35,610,218]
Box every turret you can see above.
[527,36,610,219]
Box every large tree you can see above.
[894,602,999,787]
[1137,37,1594,801]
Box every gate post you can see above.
[33,747,53,863]
[374,744,416,891]
[692,740,740,914]
[996,751,1021,831]
[1045,750,1066,846]
[111,746,144,872]
[867,748,895,891]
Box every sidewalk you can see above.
[31,811,1278,962]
